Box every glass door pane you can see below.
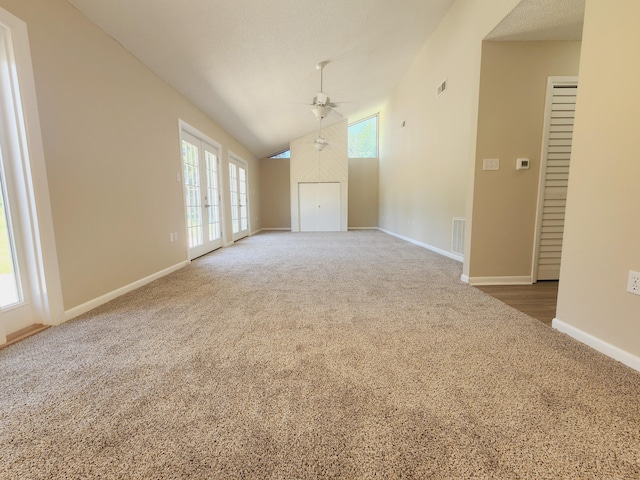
[0,174,20,307]
[238,166,248,232]
[229,162,239,234]
[205,149,221,242]
[182,139,203,249]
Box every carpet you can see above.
[1,231,638,479]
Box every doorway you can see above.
[533,77,578,281]
[229,154,249,241]
[180,129,223,260]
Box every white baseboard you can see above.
[378,228,463,263]
[64,260,189,322]
[260,228,291,231]
[553,318,640,372]
[461,274,470,284]
[468,276,533,286]
[348,227,378,230]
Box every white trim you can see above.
[378,228,463,263]
[64,261,189,321]
[460,274,470,284]
[0,308,6,345]
[178,119,222,150]
[468,276,533,286]
[348,227,378,230]
[553,318,640,373]
[260,228,291,232]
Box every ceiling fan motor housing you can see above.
[313,92,330,106]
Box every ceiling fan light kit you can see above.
[314,136,329,151]
[311,104,331,120]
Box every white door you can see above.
[229,156,249,241]
[181,131,223,259]
[299,182,341,232]
[533,77,578,281]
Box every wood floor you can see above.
[0,324,50,350]
[475,281,559,326]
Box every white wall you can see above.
[554,0,640,368]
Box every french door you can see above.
[181,131,223,259]
[228,155,249,241]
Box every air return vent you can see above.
[437,79,447,96]
[452,217,465,256]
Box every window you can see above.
[348,115,378,158]
[270,150,290,159]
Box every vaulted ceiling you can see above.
[65,0,584,159]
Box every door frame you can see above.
[178,120,227,257]
[228,151,250,242]
[0,8,64,341]
[531,76,578,283]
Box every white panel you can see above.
[299,183,341,232]
[299,183,318,232]
[316,183,341,231]
[535,78,577,281]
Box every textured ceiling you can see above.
[486,0,585,41]
[65,0,455,158]
[65,0,584,158]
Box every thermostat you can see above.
[516,158,530,170]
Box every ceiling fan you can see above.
[309,60,343,121]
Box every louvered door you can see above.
[534,78,578,281]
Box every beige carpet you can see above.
[1,231,638,479]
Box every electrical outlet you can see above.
[627,271,640,296]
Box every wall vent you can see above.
[452,217,465,256]
[437,79,447,96]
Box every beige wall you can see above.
[290,120,348,232]
[469,41,581,281]
[259,156,378,230]
[348,158,379,229]
[259,158,291,229]
[0,0,259,311]
[556,0,640,361]
[379,0,520,262]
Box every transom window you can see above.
[348,115,378,158]
[270,150,290,159]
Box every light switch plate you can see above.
[483,158,499,171]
